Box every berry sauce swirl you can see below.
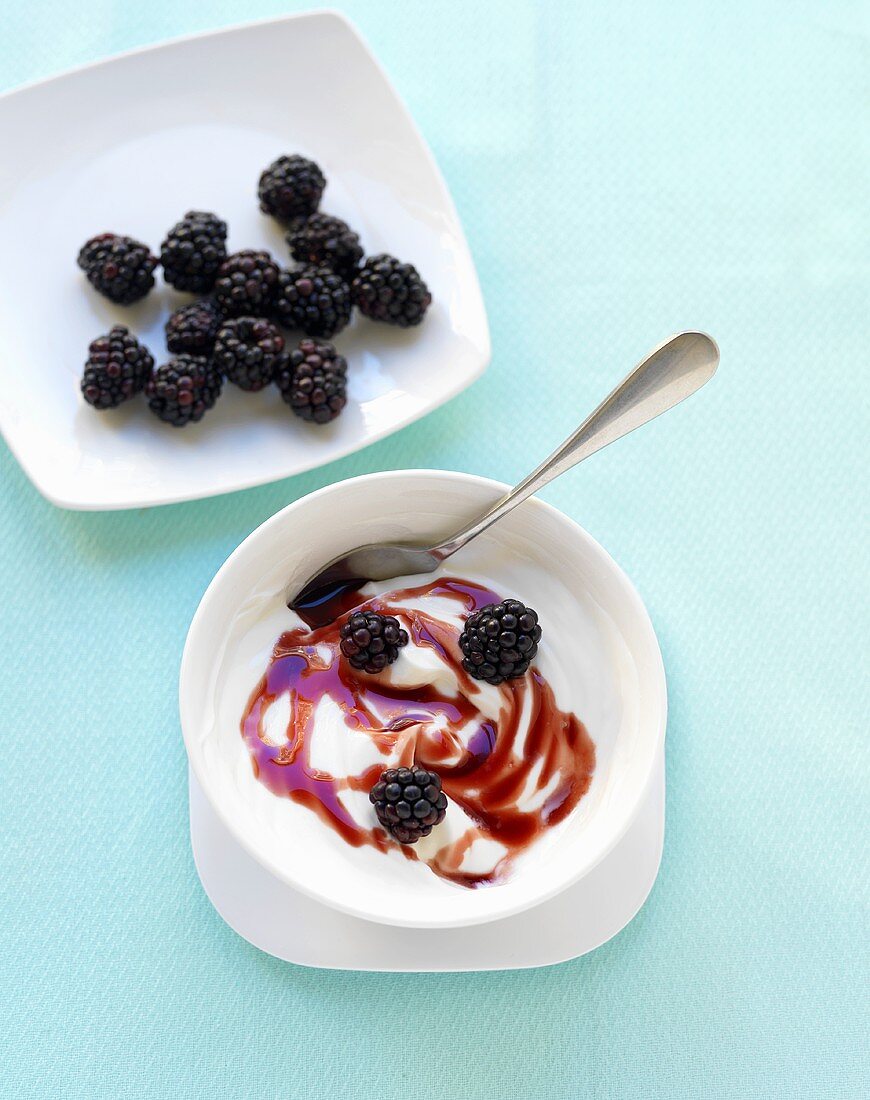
[241,578,596,888]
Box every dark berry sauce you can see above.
[242,578,596,887]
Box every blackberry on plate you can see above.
[271,265,351,339]
[369,767,448,844]
[286,212,363,280]
[258,155,326,221]
[146,355,222,427]
[213,317,285,391]
[77,233,157,305]
[458,599,542,685]
[340,610,408,673]
[213,250,280,317]
[81,325,153,410]
[275,339,347,424]
[165,298,223,355]
[160,210,227,293]
[351,253,431,327]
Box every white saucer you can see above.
[189,751,665,972]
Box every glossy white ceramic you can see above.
[179,471,667,928]
[0,13,489,509]
[188,751,665,970]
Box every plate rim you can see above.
[0,10,491,511]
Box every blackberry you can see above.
[369,767,448,844]
[160,210,227,292]
[286,213,363,280]
[165,298,223,355]
[81,326,153,410]
[146,355,222,427]
[77,233,157,304]
[351,254,431,327]
[213,250,280,317]
[271,266,351,339]
[458,599,542,685]
[258,155,326,221]
[340,611,408,673]
[213,317,285,391]
[275,339,348,424]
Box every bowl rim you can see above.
[179,469,667,928]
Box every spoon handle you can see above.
[434,330,719,559]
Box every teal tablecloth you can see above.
[2,3,866,1097]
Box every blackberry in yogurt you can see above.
[370,766,448,844]
[240,576,596,887]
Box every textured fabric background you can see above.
[1,2,867,1097]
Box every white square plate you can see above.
[0,13,489,510]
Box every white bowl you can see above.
[0,13,489,509]
[179,471,667,928]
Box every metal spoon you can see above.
[290,331,719,610]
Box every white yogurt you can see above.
[203,538,635,890]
